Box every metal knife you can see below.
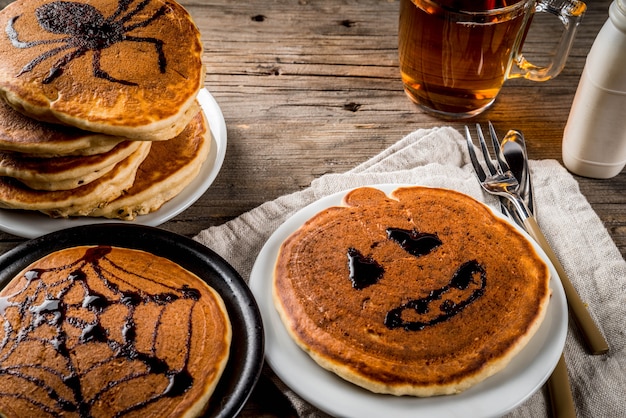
[501,130,576,418]
[500,129,608,356]
[500,130,533,229]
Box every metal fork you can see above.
[466,123,576,417]
[465,123,531,220]
[465,123,609,356]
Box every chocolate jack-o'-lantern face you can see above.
[347,238,487,332]
[274,186,550,395]
[340,198,489,332]
[278,187,498,335]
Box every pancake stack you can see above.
[0,0,209,220]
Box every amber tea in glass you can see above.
[398,0,586,119]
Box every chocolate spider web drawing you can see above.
[0,246,200,417]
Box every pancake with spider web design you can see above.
[0,140,151,217]
[0,139,144,191]
[0,98,126,157]
[0,0,204,141]
[90,106,210,220]
[0,245,232,417]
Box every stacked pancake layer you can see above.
[0,245,232,417]
[0,0,209,220]
[0,0,204,140]
[274,186,551,397]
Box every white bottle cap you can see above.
[612,0,626,30]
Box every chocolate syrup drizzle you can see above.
[386,227,442,257]
[346,227,486,331]
[6,0,170,85]
[384,260,486,331]
[0,246,201,417]
[347,248,384,290]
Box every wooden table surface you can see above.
[0,0,623,416]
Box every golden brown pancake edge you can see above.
[0,140,143,190]
[90,107,211,220]
[0,98,125,156]
[0,141,151,216]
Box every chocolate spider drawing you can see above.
[347,227,487,331]
[5,0,171,85]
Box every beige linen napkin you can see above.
[194,127,626,417]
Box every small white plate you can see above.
[0,88,227,239]
[249,184,568,418]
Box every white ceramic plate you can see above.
[0,88,227,239]
[249,184,568,418]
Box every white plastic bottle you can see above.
[562,0,626,178]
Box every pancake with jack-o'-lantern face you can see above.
[273,186,551,397]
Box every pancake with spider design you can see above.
[0,139,143,191]
[0,140,151,217]
[0,98,125,157]
[0,245,232,417]
[0,0,204,141]
[274,186,551,397]
[90,107,211,220]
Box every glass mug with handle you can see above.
[398,0,586,119]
